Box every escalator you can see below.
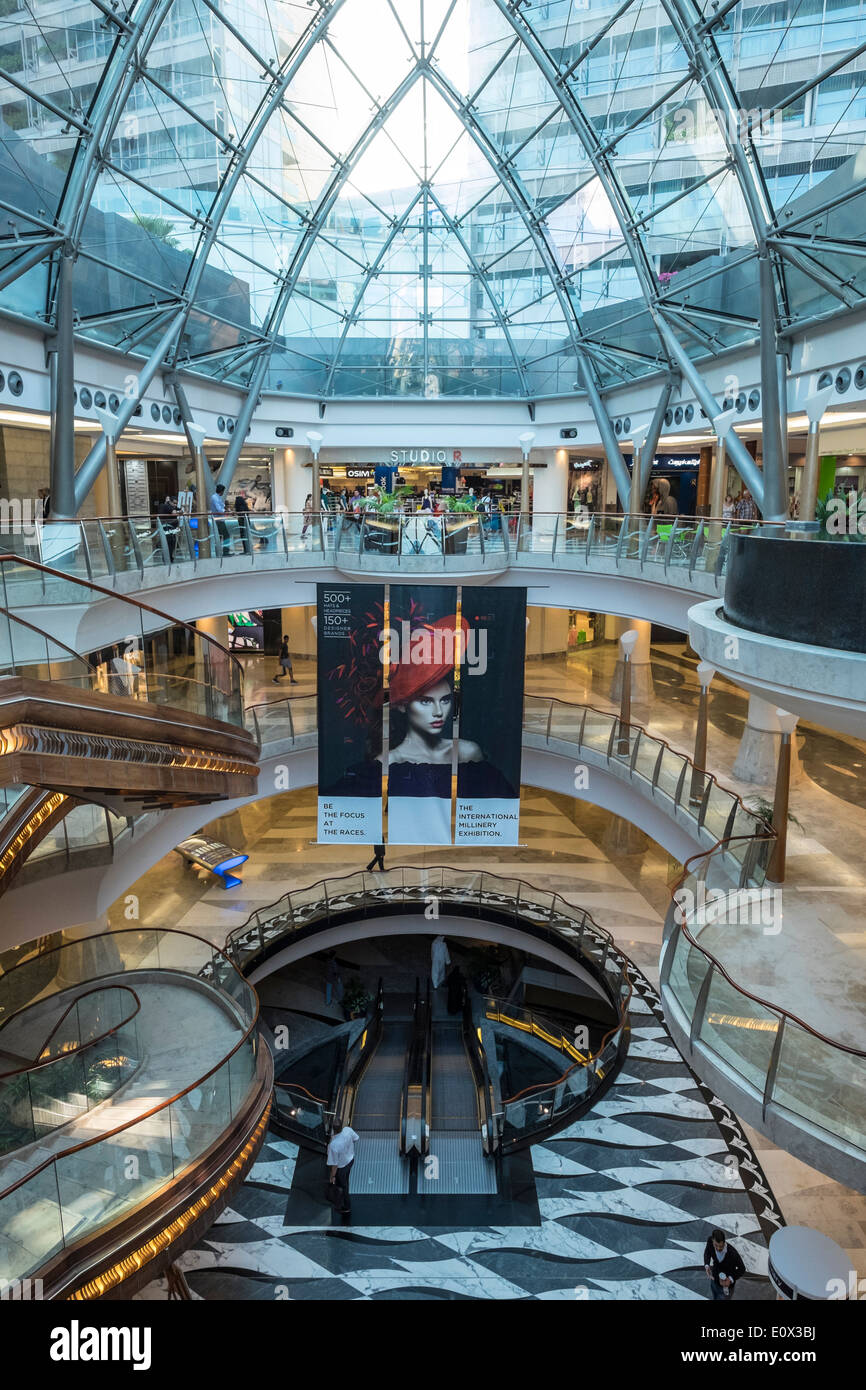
[339,980,413,1194]
[418,981,499,1194]
[276,975,500,1197]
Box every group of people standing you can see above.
[722,489,759,521]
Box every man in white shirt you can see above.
[327,1120,359,1216]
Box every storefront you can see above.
[318,450,530,507]
[569,457,605,514]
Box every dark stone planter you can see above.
[724,533,866,654]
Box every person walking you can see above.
[209,482,230,554]
[703,1228,746,1300]
[365,843,386,872]
[301,492,313,540]
[431,934,451,989]
[325,952,343,1007]
[734,488,758,522]
[234,489,252,554]
[327,1119,359,1216]
[273,634,297,684]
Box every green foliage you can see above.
[132,214,180,249]
[746,796,804,833]
[342,976,372,1017]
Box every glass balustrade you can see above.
[0,511,800,598]
[0,985,141,1157]
[0,929,261,1287]
[0,557,245,730]
[664,837,866,1161]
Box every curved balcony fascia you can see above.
[0,697,756,946]
[2,513,730,647]
[688,599,866,738]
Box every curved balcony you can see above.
[228,866,632,1152]
[0,984,141,1156]
[0,928,271,1300]
[0,513,790,642]
[661,839,866,1194]
[0,687,768,933]
[689,529,866,738]
[0,557,259,852]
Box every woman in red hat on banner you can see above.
[386,615,514,845]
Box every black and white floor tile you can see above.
[138,960,783,1302]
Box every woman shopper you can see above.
[273,634,297,684]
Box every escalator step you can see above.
[417,1131,498,1195]
[350,1131,410,1194]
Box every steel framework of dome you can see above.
[1,0,866,511]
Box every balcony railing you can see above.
[0,928,264,1291]
[0,510,792,596]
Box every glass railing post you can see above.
[689,963,713,1048]
[154,518,170,569]
[762,1015,786,1121]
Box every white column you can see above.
[273,446,310,523]
[608,617,654,703]
[732,694,802,785]
[531,448,569,538]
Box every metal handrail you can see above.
[0,927,260,1204]
[667,837,866,1059]
[0,553,245,690]
[0,983,141,1080]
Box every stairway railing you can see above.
[0,928,263,1291]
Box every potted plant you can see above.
[444,495,478,553]
[342,976,372,1021]
[746,796,804,833]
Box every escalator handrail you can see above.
[488,993,630,1104]
[461,983,498,1155]
[399,978,420,1155]
[333,977,384,1127]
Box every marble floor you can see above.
[137,955,784,1302]
[87,634,864,1294]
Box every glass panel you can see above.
[667,930,711,1021]
[699,972,780,1093]
[773,1021,866,1152]
[0,1162,64,1283]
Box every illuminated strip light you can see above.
[67,1102,270,1301]
[484,1007,585,1062]
[705,1013,779,1033]
[0,791,67,881]
[0,725,255,777]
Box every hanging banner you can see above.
[317,585,385,843]
[386,585,459,846]
[456,588,525,845]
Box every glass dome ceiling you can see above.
[1,0,866,399]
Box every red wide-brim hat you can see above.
[388,615,468,707]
